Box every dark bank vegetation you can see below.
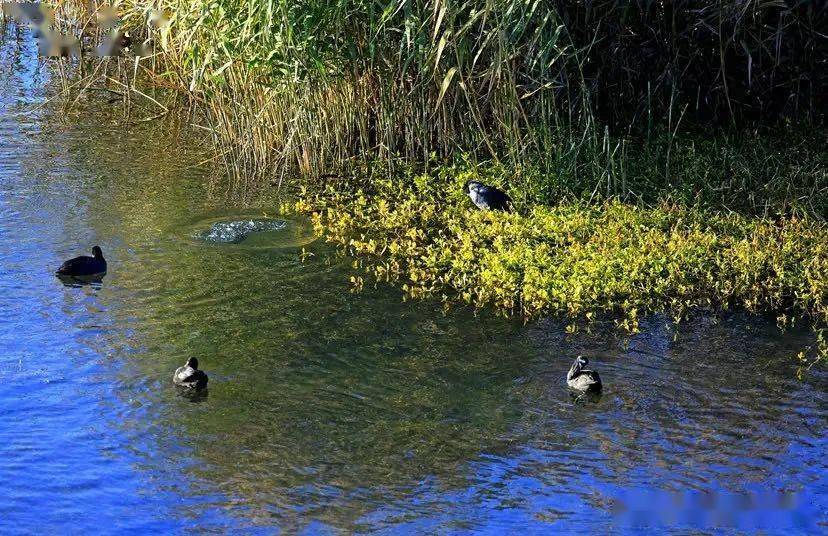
[161,0,827,214]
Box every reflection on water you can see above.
[0,23,826,534]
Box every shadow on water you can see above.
[0,20,826,535]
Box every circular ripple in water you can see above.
[183,215,317,249]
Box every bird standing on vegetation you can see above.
[173,357,209,390]
[56,246,107,277]
[463,180,512,211]
[567,356,602,392]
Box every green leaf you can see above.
[436,67,457,110]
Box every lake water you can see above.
[0,22,826,534]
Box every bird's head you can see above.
[567,355,589,381]
[464,180,483,194]
[91,245,103,258]
[186,357,199,370]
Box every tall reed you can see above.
[29,1,828,212]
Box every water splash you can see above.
[195,219,287,244]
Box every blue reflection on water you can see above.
[0,24,238,533]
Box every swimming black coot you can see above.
[56,246,107,277]
[173,357,209,390]
[566,356,602,392]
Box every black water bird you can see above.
[56,246,107,277]
[567,356,602,392]
[464,180,512,211]
[173,357,209,390]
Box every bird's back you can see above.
[474,185,512,211]
[57,255,106,276]
[568,369,602,391]
[173,366,208,389]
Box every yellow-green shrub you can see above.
[288,174,828,364]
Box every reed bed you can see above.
[173,1,825,210]
[28,0,824,214]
